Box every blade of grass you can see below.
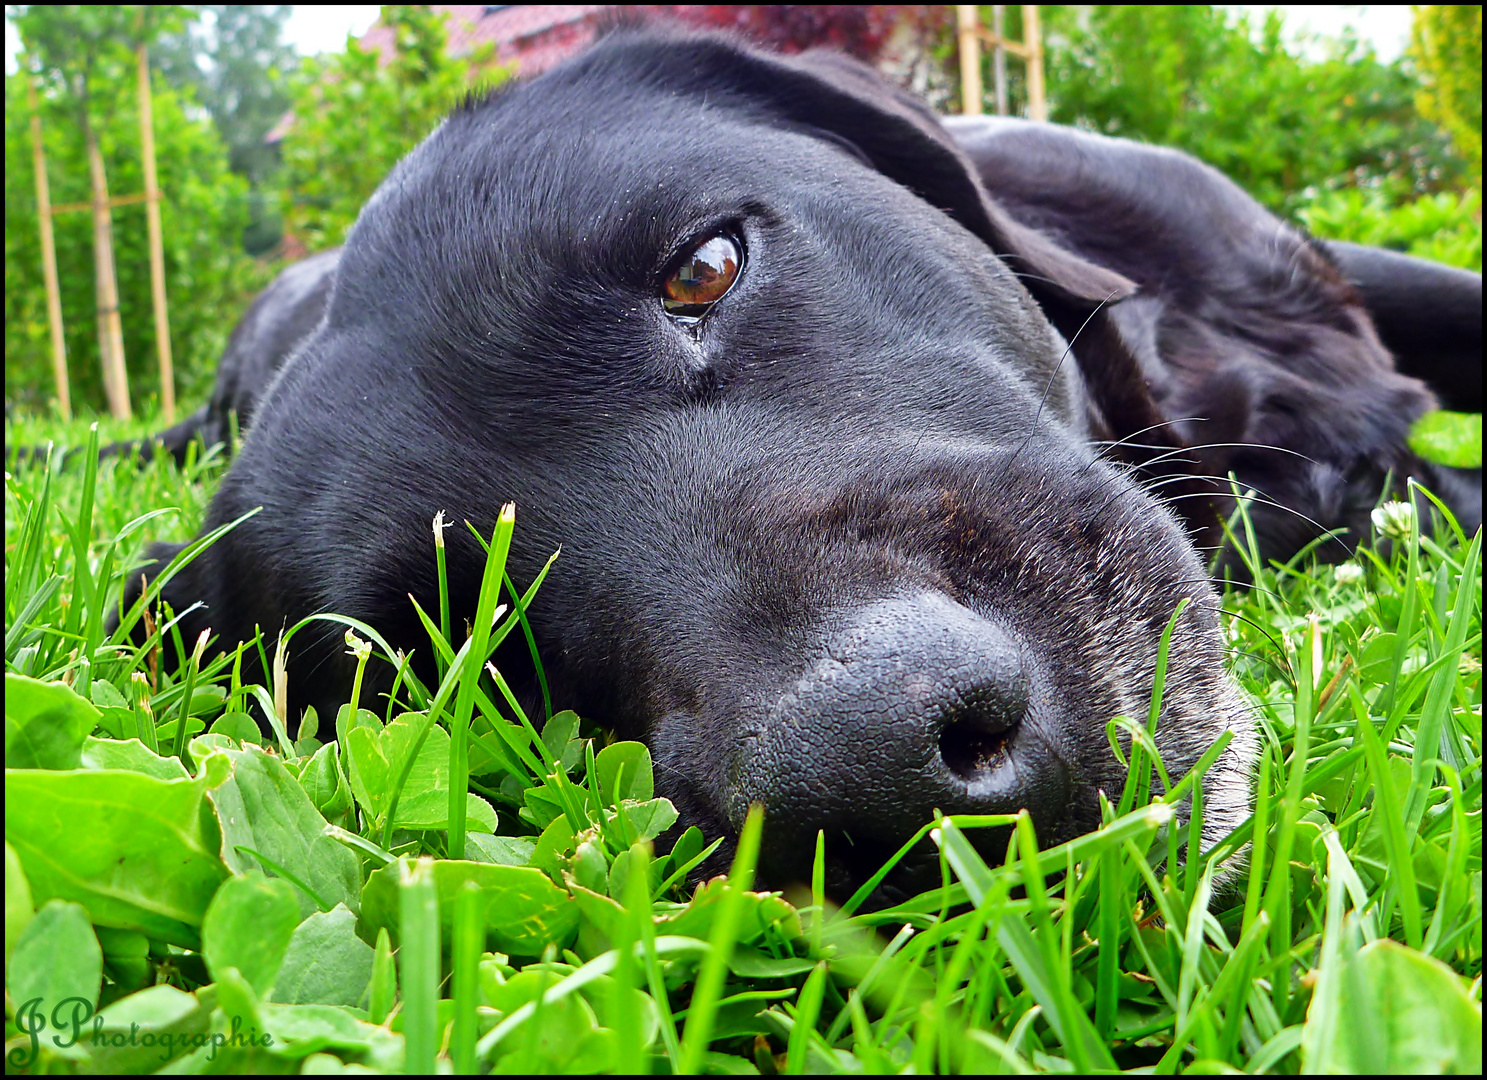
[1262,612,1320,1013]
[785,961,829,1074]
[399,857,441,1075]
[1378,488,1422,720]
[433,510,451,682]
[449,504,516,860]
[1095,795,1123,1040]
[628,842,684,1066]
[503,569,551,722]
[677,803,764,1075]
[1009,811,1115,1071]
[1241,743,1273,940]
[1352,684,1422,949]
[1404,525,1480,834]
[367,927,396,1025]
[613,849,646,1075]
[451,881,482,1074]
[1423,765,1469,958]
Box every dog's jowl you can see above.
[123,29,1478,897]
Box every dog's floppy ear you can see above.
[774,48,1135,320]
[1323,240,1482,414]
[610,33,1218,536]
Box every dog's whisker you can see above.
[1008,287,1125,470]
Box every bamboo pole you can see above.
[1024,4,1047,121]
[50,191,150,214]
[957,5,983,116]
[85,111,131,420]
[27,75,70,421]
[138,43,174,423]
[992,6,1009,116]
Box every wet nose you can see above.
[738,592,1070,888]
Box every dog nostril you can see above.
[937,683,1025,781]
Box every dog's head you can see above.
[179,29,1254,896]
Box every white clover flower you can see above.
[344,628,372,662]
[1370,500,1415,542]
[1333,562,1364,585]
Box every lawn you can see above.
[4,409,1481,1074]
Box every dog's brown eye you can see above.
[663,234,741,318]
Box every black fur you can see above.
[116,29,1475,895]
[945,116,1482,561]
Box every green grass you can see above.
[4,409,1481,1074]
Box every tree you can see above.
[954,6,1466,216]
[6,6,262,414]
[150,6,298,254]
[154,6,297,186]
[278,5,507,253]
[1410,5,1482,183]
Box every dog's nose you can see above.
[738,592,1072,891]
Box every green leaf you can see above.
[541,709,583,770]
[521,781,569,830]
[5,840,35,978]
[85,985,215,1074]
[80,736,190,780]
[485,969,613,1073]
[345,712,497,831]
[1302,938,1482,1073]
[594,741,654,804]
[466,833,536,866]
[688,993,785,1040]
[210,711,264,745]
[89,680,128,709]
[300,740,353,820]
[609,797,678,841]
[668,826,707,880]
[360,859,579,957]
[530,814,578,877]
[571,838,610,894]
[96,926,151,996]
[1355,631,1399,683]
[203,743,361,919]
[270,904,375,1007]
[728,947,818,979]
[4,672,100,769]
[256,1001,405,1069]
[1407,410,1482,468]
[249,1005,404,1077]
[8,899,103,1023]
[202,871,301,998]
[4,761,230,948]
[208,965,271,1066]
[659,877,801,946]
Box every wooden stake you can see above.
[1023,4,1047,121]
[957,5,983,116]
[27,75,70,421]
[138,44,174,423]
[992,6,1009,116]
[85,112,131,421]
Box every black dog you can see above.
[946,116,1481,558]
[120,29,1476,894]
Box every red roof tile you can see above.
[359,5,606,75]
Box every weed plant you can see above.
[4,416,1481,1074]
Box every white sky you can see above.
[281,5,382,58]
[4,6,1416,76]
